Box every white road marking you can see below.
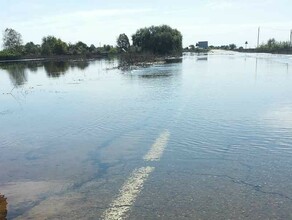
[143,130,170,161]
[103,166,155,220]
[103,130,170,219]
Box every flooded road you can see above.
[1,51,292,219]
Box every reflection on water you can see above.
[0,194,7,220]
[0,60,90,85]
[71,61,89,70]
[139,73,172,78]
[0,63,28,86]
[196,54,208,61]
[44,61,70,78]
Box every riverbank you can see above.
[0,53,110,62]
[235,48,292,54]
[118,52,182,70]
[183,48,210,53]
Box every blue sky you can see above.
[0,0,291,48]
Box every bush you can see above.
[0,50,21,60]
[257,39,292,54]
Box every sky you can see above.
[0,0,291,49]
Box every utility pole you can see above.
[257,27,260,48]
[290,29,292,47]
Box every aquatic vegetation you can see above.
[0,194,7,220]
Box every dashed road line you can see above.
[103,166,155,220]
[143,130,170,161]
[102,130,170,220]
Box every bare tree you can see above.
[3,28,23,51]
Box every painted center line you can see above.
[143,130,170,161]
[103,166,155,220]
[103,130,170,220]
[102,130,170,220]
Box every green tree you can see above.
[2,28,23,52]
[267,38,276,48]
[41,36,68,55]
[229,44,237,50]
[68,41,88,55]
[103,44,112,52]
[75,41,88,54]
[189,45,195,51]
[117,33,130,52]
[89,44,96,53]
[24,42,41,55]
[132,25,182,55]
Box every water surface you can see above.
[1,51,292,219]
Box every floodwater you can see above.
[1,51,292,219]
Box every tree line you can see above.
[0,28,118,60]
[117,25,183,55]
[1,25,183,60]
[256,38,292,53]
